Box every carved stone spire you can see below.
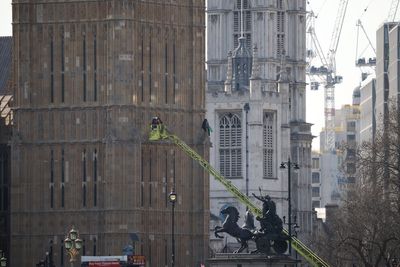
[250,44,261,99]
[278,51,289,83]
[224,51,233,94]
[231,36,252,91]
[250,44,260,79]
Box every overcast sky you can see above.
[0,0,394,151]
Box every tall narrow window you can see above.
[82,149,87,207]
[141,36,144,102]
[141,149,144,206]
[83,35,87,102]
[50,149,54,208]
[173,42,176,103]
[61,149,65,183]
[50,149,54,182]
[165,151,168,207]
[60,242,64,267]
[233,0,252,48]
[148,244,152,266]
[276,1,285,57]
[149,36,152,102]
[219,113,242,178]
[93,238,97,256]
[263,112,275,178]
[93,34,97,101]
[93,149,97,207]
[164,43,168,103]
[61,149,65,207]
[164,239,168,266]
[83,185,87,207]
[61,184,65,208]
[50,186,54,209]
[61,33,65,103]
[82,149,87,182]
[50,38,54,103]
[149,150,152,207]
[2,188,7,212]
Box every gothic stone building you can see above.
[206,0,313,250]
[11,1,208,266]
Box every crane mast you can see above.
[307,0,349,152]
[149,121,330,267]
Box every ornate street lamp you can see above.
[280,158,300,255]
[169,189,177,267]
[0,250,6,267]
[64,227,83,264]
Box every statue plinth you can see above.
[209,253,299,267]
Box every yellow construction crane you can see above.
[149,118,330,267]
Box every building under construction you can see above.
[10,1,208,266]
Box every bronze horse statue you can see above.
[214,206,255,253]
[214,194,289,254]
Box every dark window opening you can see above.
[149,38,152,102]
[94,34,97,101]
[61,184,65,208]
[173,42,176,104]
[83,36,87,102]
[164,43,168,103]
[50,39,54,103]
[61,34,65,103]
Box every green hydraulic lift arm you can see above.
[149,122,330,267]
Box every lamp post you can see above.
[243,103,250,197]
[0,250,6,267]
[169,189,177,267]
[64,227,83,266]
[280,157,300,255]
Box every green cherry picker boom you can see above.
[149,117,330,267]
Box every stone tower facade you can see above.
[11,1,208,266]
[206,0,313,250]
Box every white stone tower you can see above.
[206,0,313,252]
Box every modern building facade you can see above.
[336,100,360,193]
[206,0,312,250]
[319,88,360,207]
[374,22,399,190]
[359,74,376,143]
[11,1,208,266]
[388,23,400,107]
[311,152,321,209]
[375,22,397,128]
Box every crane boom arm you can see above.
[388,0,400,22]
[328,0,349,59]
[149,122,330,267]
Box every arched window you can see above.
[219,113,242,178]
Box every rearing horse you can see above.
[214,206,255,253]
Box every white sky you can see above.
[0,1,12,36]
[0,0,394,151]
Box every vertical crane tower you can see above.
[307,0,349,152]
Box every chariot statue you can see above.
[214,192,289,254]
